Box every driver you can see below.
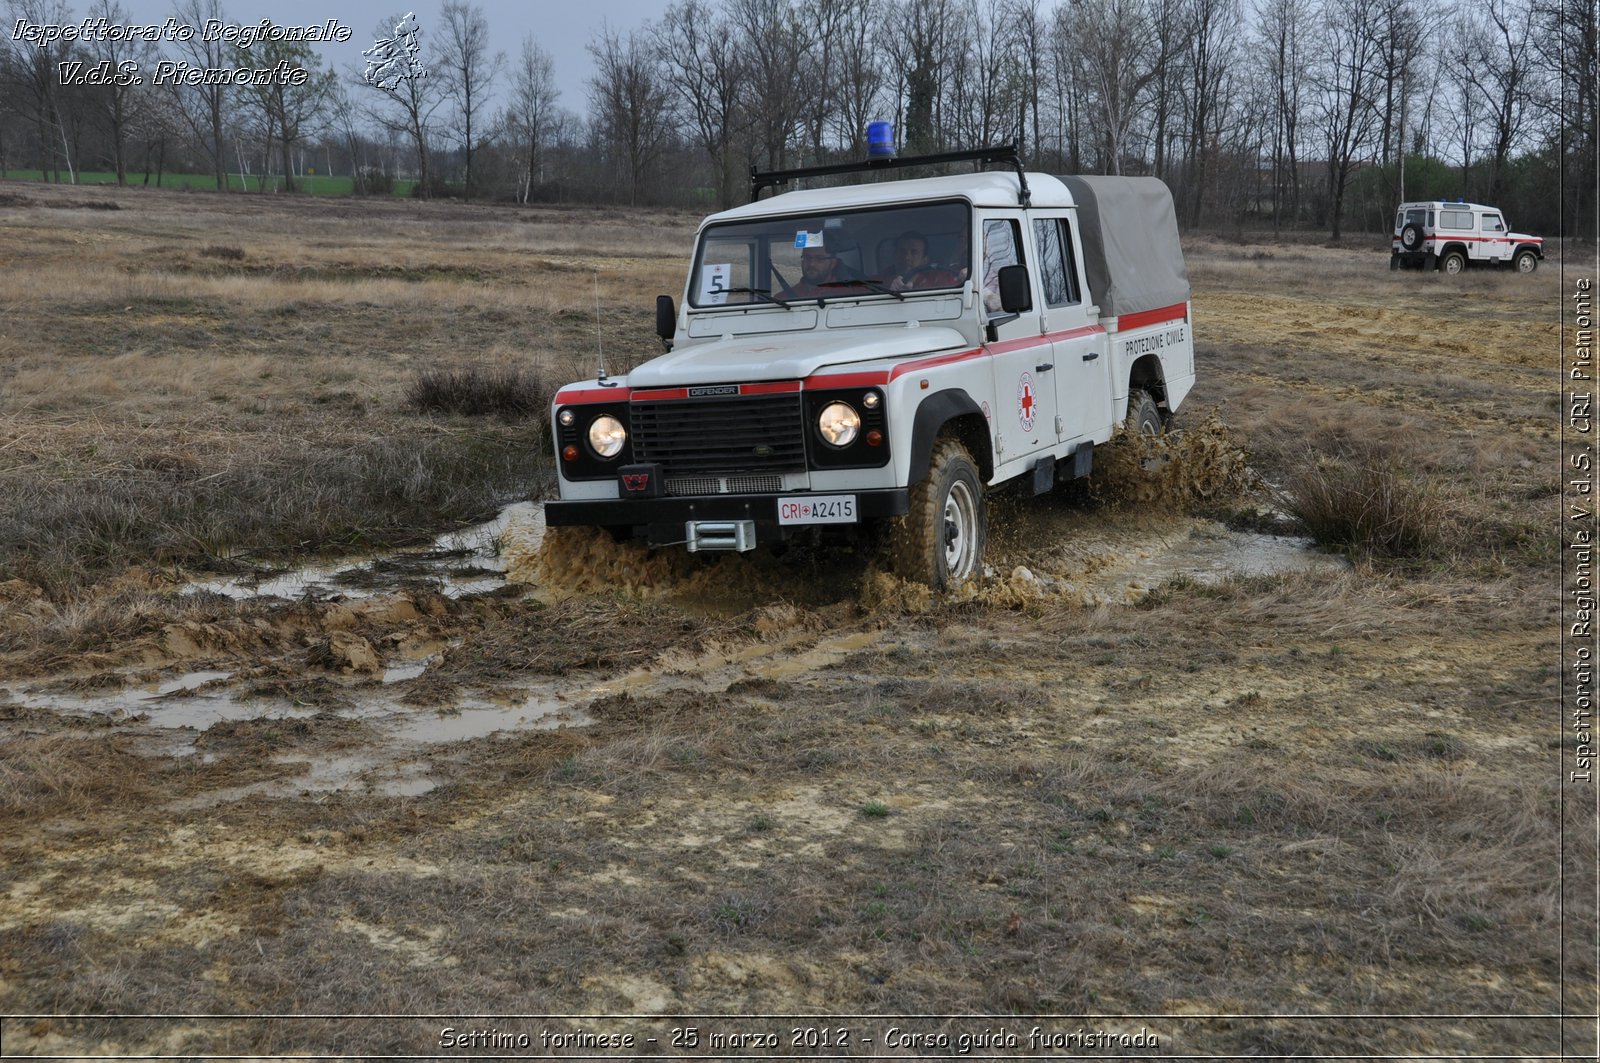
[887,230,958,291]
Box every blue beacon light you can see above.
[867,121,896,160]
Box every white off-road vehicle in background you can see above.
[1391,200,1544,273]
[545,145,1195,588]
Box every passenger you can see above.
[887,230,958,291]
[947,229,974,283]
[790,245,843,298]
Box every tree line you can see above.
[1,0,1594,237]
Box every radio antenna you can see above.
[593,272,617,386]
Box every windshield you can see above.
[689,200,970,308]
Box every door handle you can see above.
[1035,362,1053,372]
[1082,352,1099,362]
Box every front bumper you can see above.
[544,489,911,543]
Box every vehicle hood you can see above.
[625,326,969,387]
[1510,231,1543,244]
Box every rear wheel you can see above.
[890,437,986,590]
[1441,250,1467,275]
[1127,389,1164,435]
[1515,249,1538,273]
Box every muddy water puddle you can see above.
[994,515,1348,604]
[188,501,543,602]
[6,494,1339,807]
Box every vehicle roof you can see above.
[1398,200,1499,212]
[706,171,1074,226]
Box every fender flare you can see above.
[907,389,991,487]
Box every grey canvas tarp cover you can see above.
[1059,175,1190,320]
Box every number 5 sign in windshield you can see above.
[698,263,731,305]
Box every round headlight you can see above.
[818,401,860,447]
[587,414,627,458]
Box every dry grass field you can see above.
[0,179,1594,1059]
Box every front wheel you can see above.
[890,437,986,590]
[1515,249,1538,274]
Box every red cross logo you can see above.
[1018,372,1036,432]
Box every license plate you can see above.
[777,494,858,525]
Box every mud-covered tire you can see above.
[1515,249,1538,274]
[1127,389,1164,435]
[890,437,985,590]
[1400,224,1423,251]
[1441,250,1466,275]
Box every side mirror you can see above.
[655,294,676,344]
[998,265,1031,314]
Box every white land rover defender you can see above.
[1391,199,1544,273]
[544,145,1195,588]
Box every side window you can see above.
[1032,218,1081,308]
[980,218,1025,312]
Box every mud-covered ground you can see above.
[0,183,1594,1059]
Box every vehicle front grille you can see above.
[631,393,806,475]
[665,474,785,496]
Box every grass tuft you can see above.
[1273,442,1448,560]
[406,365,554,422]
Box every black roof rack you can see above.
[749,143,1031,207]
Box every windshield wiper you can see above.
[819,278,905,301]
[722,286,791,307]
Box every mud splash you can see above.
[1089,414,1256,509]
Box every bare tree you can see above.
[729,0,809,167]
[166,0,235,189]
[1069,0,1167,173]
[951,0,1025,149]
[437,0,503,201]
[77,0,152,185]
[237,35,337,192]
[1372,0,1419,171]
[1003,0,1047,157]
[1179,0,1241,223]
[830,0,887,157]
[1257,0,1311,227]
[1045,5,1089,169]
[655,0,745,208]
[798,0,856,160]
[1533,0,1598,235]
[507,35,559,203]
[4,0,75,180]
[1458,0,1537,203]
[888,0,962,153]
[1311,0,1384,237]
[587,23,673,205]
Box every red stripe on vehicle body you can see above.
[554,387,631,404]
[739,381,802,395]
[1395,234,1543,245]
[1112,303,1188,332]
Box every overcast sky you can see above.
[115,0,666,110]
